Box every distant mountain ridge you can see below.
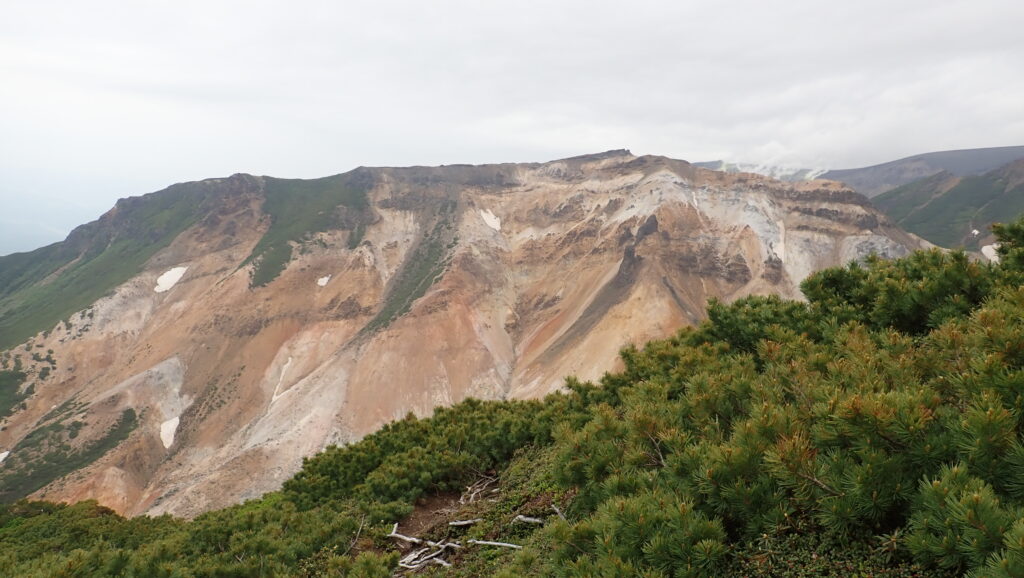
[872,158,1024,251]
[697,147,1024,251]
[698,146,1024,199]
[821,145,1024,198]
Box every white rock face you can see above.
[271,356,294,403]
[0,450,9,464]
[480,209,501,231]
[154,267,188,293]
[317,275,331,287]
[160,417,180,449]
[982,244,1001,263]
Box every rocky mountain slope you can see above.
[872,158,1024,255]
[0,151,929,517]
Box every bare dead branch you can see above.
[399,547,430,565]
[448,518,483,527]
[514,514,544,524]
[468,539,522,549]
[647,432,668,467]
[387,523,423,545]
[341,514,366,557]
[552,504,567,521]
[460,476,498,504]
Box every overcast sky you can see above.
[2,0,1023,255]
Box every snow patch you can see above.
[317,275,331,287]
[982,244,1001,263]
[0,451,9,464]
[154,266,188,293]
[480,209,501,231]
[160,417,180,449]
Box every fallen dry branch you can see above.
[552,504,567,521]
[468,539,522,549]
[448,518,483,527]
[460,475,498,504]
[427,539,462,550]
[388,523,467,574]
[389,509,527,573]
[513,514,544,524]
[395,542,459,573]
[387,523,423,545]
[399,548,430,565]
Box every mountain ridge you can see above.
[0,151,929,517]
[821,145,1024,198]
[873,157,1024,251]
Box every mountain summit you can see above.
[0,152,928,516]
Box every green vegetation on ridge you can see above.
[874,163,1024,249]
[0,369,28,418]
[0,171,376,348]
[360,199,458,334]
[0,182,216,350]
[245,173,372,287]
[5,220,1024,575]
[0,408,138,503]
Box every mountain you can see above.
[820,145,1024,198]
[871,158,1024,253]
[693,160,827,182]
[1,226,1015,576]
[0,150,929,517]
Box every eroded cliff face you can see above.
[0,151,929,516]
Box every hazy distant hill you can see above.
[821,145,1024,198]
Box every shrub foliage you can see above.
[5,218,1024,576]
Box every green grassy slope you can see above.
[0,408,138,503]
[874,161,1024,249]
[0,181,224,350]
[244,171,373,287]
[0,369,27,418]
[870,171,955,224]
[0,169,379,348]
[360,199,458,334]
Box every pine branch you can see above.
[646,432,667,468]
[797,471,843,497]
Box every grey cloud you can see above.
[1,0,1022,254]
